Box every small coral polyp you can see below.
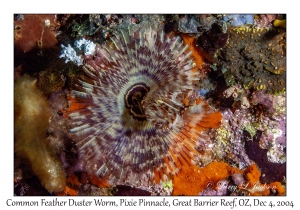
[68,22,221,186]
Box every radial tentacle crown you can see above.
[68,22,222,186]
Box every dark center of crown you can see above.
[124,83,149,121]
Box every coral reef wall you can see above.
[13,14,286,196]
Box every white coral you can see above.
[59,44,83,66]
[59,39,96,66]
[74,38,96,56]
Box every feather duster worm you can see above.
[67,22,222,186]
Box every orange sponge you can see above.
[173,162,242,195]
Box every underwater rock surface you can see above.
[14,14,286,196]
